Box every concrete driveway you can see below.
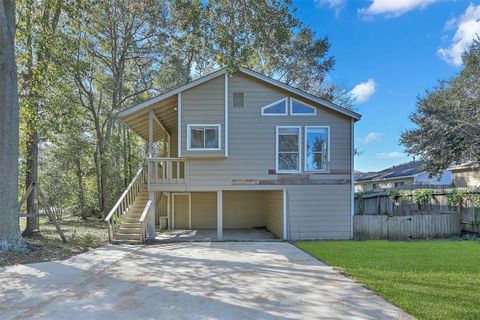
[0,242,412,320]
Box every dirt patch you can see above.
[0,215,108,266]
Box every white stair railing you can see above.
[139,200,152,243]
[105,167,146,242]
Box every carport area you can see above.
[155,229,278,242]
[155,190,285,241]
[0,242,412,319]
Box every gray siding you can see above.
[287,185,351,240]
[160,72,354,240]
[181,75,225,158]
[181,73,352,187]
[265,190,284,239]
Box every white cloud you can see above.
[375,151,407,159]
[438,4,480,66]
[316,0,346,16]
[359,0,437,18]
[317,0,345,8]
[350,79,377,104]
[360,132,384,144]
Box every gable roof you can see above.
[117,67,361,121]
[355,160,426,183]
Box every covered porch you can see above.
[122,94,190,191]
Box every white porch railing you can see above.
[139,200,152,243]
[147,158,189,185]
[104,167,146,242]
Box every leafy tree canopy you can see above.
[401,38,480,174]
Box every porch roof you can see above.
[122,95,178,142]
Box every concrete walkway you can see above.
[0,242,413,320]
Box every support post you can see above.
[350,118,355,239]
[178,93,182,157]
[149,191,156,238]
[224,73,228,157]
[283,189,287,240]
[148,109,154,158]
[217,190,223,240]
[167,192,171,229]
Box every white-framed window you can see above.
[304,126,329,172]
[290,98,317,115]
[187,124,221,151]
[276,126,301,173]
[261,98,288,116]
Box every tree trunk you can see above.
[127,129,132,181]
[122,124,128,188]
[22,129,39,236]
[22,0,39,237]
[75,158,87,220]
[0,0,25,251]
[99,140,107,218]
[93,149,102,214]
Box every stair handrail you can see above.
[139,200,152,243]
[105,166,146,242]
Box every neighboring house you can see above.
[449,162,480,187]
[355,160,452,192]
[106,67,361,243]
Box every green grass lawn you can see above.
[296,240,480,320]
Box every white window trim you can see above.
[276,126,302,174]
[290,98,317,116]
[186,124,222,151]
[304,126,330,173]
[261,97,288,116]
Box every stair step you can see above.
[114,233,142,241]
[129,204,146,209]
[127,211,143,216]
[117,227,143,234]
[113,239,142,245]
[124,218,142,223]
[120,222,142,228]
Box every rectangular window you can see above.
[233,92,244,108]
[304,126,329,172]
[187,124,221,150]
[276,126,301,173]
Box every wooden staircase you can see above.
[112,188,149,244]
[105,167,153,244]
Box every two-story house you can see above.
[105,67,361,243]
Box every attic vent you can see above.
[233,92,244,108]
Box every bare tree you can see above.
[0,0,25,251]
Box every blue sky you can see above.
[294,0,480,172]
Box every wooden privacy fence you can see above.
[354,188,480,233]
[353,214,461,240]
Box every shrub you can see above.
[399,190,412,204]
[388,190,400,202]
[447,189,469,207]
[83,233,94,247]
[413,189,434,205]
